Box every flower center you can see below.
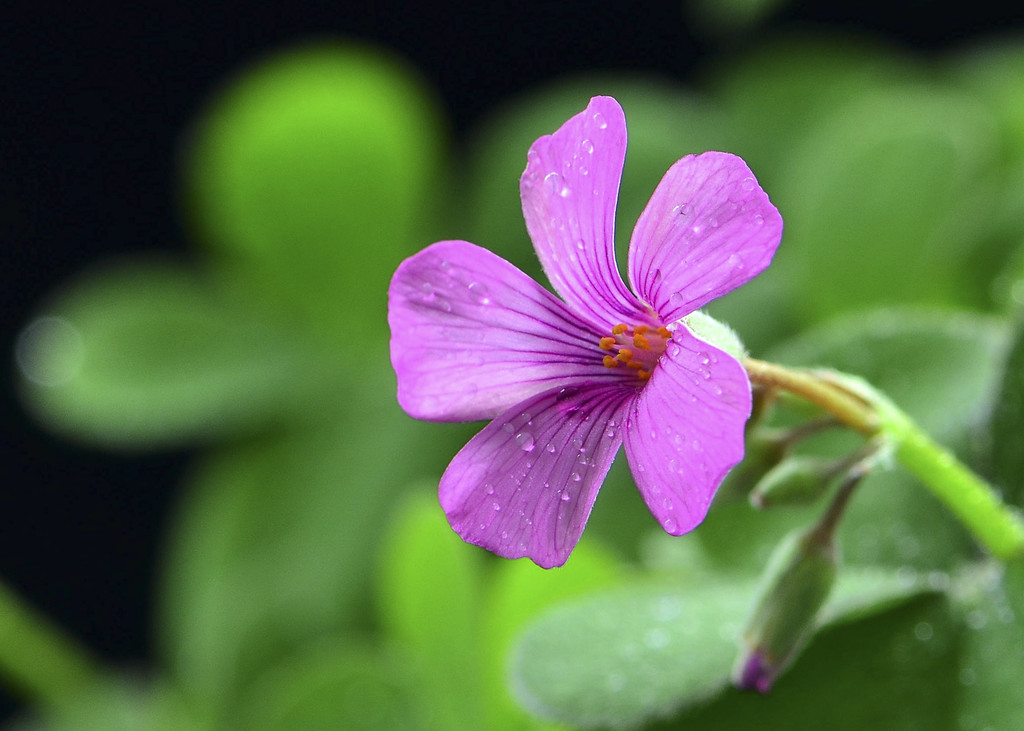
[599,323,673,382]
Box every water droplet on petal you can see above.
[592,111,608,129]
[570,471,582,482]
[560,491,572,502]
[502,422,515,433]
[516,432,535,452]
[545,443,557,454]
[580,138,594,154]
[467,281,491,304]
[666,341,681,358]
[492,501,501,511]
[741,176,756,191]
[544,171,561,193]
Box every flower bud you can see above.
[749,455,840,509]
[732,525,838,693]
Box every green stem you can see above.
[744,358,1024,561]
[0,576,108,709]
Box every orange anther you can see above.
[634,325,650,336]
[626,361,644,370]
[616,349,633,363]
[637,369,651,381]
[599,337,616,351]
[633,334,650,350]
[612,323,628,335]
[602,355,619,368]
[657,326,672,339]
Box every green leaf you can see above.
[772,84,1001,323]
[510,571,934,728]
[952,559,1024,730]
[15,260,310,448]
[8,678,204,731]
[183,41,446,341]
[236,638,424,731]
[481,540,625,731]
[768,308,1009,445]
[375,490,484,731]
[990,316,1024,506]
[156,375,453,717]
[669,592,959,730]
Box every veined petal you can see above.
[389,240,616,422]
[628,152,783,323]
[440,383,632,568]
[622,323,751,535]
[521,96,646,327]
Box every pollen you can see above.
[596,320,673,383]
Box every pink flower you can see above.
[388,96,782,568]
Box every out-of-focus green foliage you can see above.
[12,19,1024,731]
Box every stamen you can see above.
[612,323,628,335]
[637,369,651,381]
[599,336,616,351]
[657,326,672,338]
[603,355,619,368]
[633,333,650,350]
[616,349,633,363]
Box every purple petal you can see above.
[622,323,751,535]
[628,152,783,322]
[439,383,632,568]
[389,240,619,422]
[521,96,647,327]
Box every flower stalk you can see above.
[744,358,1024,561]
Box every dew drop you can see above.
[515,432,536,452]
[605,427,616,439]
[666,341,682,358]
[580,138,594,154]
[502,422,515,434]
[698,351,711,365]
[560,492,572,502]
[492,501,501,511]
[593,111,608,129]
[570,471,582,482]
[663,517,678,532]
[645,628,670,650]
[753,213,765,226]
[467,281,491,304]
[575,239,585,250]
[741,176,756,191]
[543,171,561,193]
[545,443,557,454]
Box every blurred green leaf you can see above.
[510,571,938,728]
[7,678,203,731]
[15,260,311,448]
[774,85,1001,322]
[183,41,447,342]
[375,490,484,731]
[687,0,792,36]
[990,316,1024,506]
[769,308,1009,444]
[667,592,959,730]
[951,559,1024,730]
[236,638,424,731]
[482,539,626,731]
[156,373,449,718]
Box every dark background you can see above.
[2,0,1021,721]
